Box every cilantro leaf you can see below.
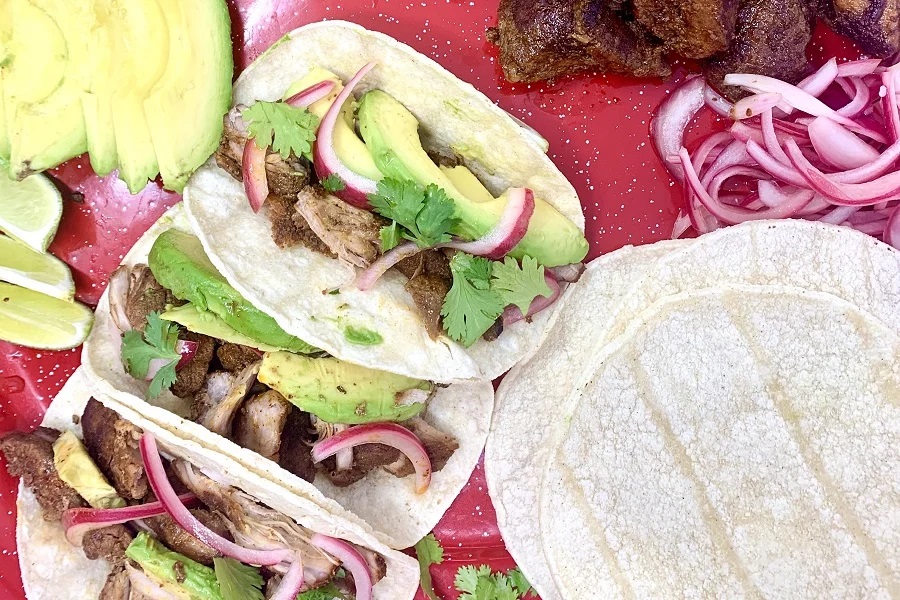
[214,557,264,600]
[506,568,535,597]
[455,565,534,600]
[369,178,424,229]
[380,222,401,252]
[441,254,505,347]
[321,174,346,193]
[414,533,444,600]
[411,185,458,246]
[368,178,460,248]
[298,583,347,599]
[491,256,553,314]
[120,312,181,399]
[241,101,319,161]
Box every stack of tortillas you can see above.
[486,220,900,599]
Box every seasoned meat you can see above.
[576,0,671,78]
[482,318,504,342]
[82,399,148,501]
[268,194,335,254]
[818,0,900,56]
[632,0,739,58]
[216,343,262,373]
[192,371,236,422]
[233,391,292,461]
[324,443,401,487]
[0,428,85,521]
[395,250,453,339]
[171,332,217,399]
[197,361,261,437]
[278,408,317,482]
[98,566,130,600]
[82,524,133,567]
[294,187,388,268]
[123,265,170,331]
[146,509,230,566]
[704,0,815,101]
[384,417,459,478]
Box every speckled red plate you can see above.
[0,2,862,598]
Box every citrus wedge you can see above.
[0,282,93,349]
[0,235,75,300]
[0,171,63,252]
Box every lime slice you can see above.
[0,171,63,252]
[0,282,93,349]
[0,235,75,300]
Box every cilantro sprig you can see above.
[241,101,319,161]
[491,256,553,314]
[414,533,444,600]
[214,557,264,600]
[120,312,181,399]
[321,173,346,193]
[368,178,460,250]
[455,565,535,600]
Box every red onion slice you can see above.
[175,340,199,371]
[354,241,424,292]
[313,62,379,208]
[140,433,294,566]
[242,138,269,213]
[108,266,132,333]
[731,93,783,120]
[502,272,561,326]
[761,110,790,164]
[808,117,880,170]
[884,206,900,249]
[882,68,900,143]
[442,188,534,259]
[311,423,432,494]
[549,263,585,283]
[269,558,306,600]
[62,493,200,546]
[651,76,706,182]
[837,78,871,118]
[798,58,839,97]
[285,80,336,108]
[311,535,374,600]
[836,58,883,77]
[704,84,733,117]
[745,140,809,187]
[671,210,693,239]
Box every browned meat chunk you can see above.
[82,399,148,501]
[294,187,388,268]
[268,194,335,255]
[577,0,671,77]
[146,509,231,566]
[633,0,739,58]
[819,0,900,56]
[124,265,171,331]
[233,391,292,461]
[385,417,460,478]
[278,408,317,482]
[0,428,85,521]
[395,250,453,339]
[197,361,261,437]
[171,332,217,399]
[82,524,133,567]
[98,566,130,600]
[216,343,262,373]
[322,443,401,488]
[704,0,815,101]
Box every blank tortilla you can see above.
[485,240,687,600]
[540,286,900,598]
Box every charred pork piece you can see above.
[0,428,85,521]
[145,509,232,566]
[384,417,459,478]
[170,332,217,399]
[82,524,133,567]
[123,265,171,331]
[82,399,149,501]
[98,566,131,600]
[217,343,263,373]
[704,0,815,101]
[267,194,335,254]
[395,250,453,339]
[818,0,900,56]
[632,0,739,58]
[277,408,318,482]
[233,390,292,461]
[197,361,261,437]
[294,187,388,268]
[576,0,671,77]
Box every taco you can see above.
[4,368,419,600]
[81,203,493,550]
[183,20,589,383]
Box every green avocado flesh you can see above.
[358,90,589,267]
[258,351,431,424]
[148,229,317,355]
[53,430,125,509]
[161,303,282,352]
[0,0,231,190]
[127,533,223,600]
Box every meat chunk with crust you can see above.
[98,566,131,600]
[233,390,292,461]
[268,194,335,254]
[395,250,453,339]
[0,428,85,521]
[577,0,671,78]
[124,265,172,331]
[171,331,217,399]
[146,509,231,566]
[818,0,900,56]
[632,0,739,58]
[278,408,317,483]
[82,524,133,567]
[216,343,262,373]
[81,399,148,501]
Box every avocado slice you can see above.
[258,351,431,424]
[161,303,281,353]
[358,90,588,267]
[440,165,494,203]
[144,0,231,193]
[79,0,118,177]
[148,229,317,355]
[126,533,223,600]
[0,0,10,160]
[53,430,125,509]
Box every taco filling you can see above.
[107,228,456,493]
[0,399,386,599]
[213,64,588,347]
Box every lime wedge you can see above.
[0,282,93,349]
[0,235,75,300]
[0,171,63,252]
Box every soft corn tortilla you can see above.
[184,20,585,383]
[539,285,900,598]
[17,368,420,600]
[485,240,688,600]
[82,203,494,550]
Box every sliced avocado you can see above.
[258,351,431,424]
[358,90,588,267]
[53,431,125,509]
[79,0,118,177]
[0,0,10,160]
[126,533,223,600]
[148,229,317,355]
[144,0,232,193]
[161,303,281,352]
[440,165,494,203]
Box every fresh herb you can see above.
[120,312,181,399]
[241,101,319,161]
[441,254,505,347]
[321,174,346,193]
[454,565,535,600]
[380,221,401,252]
[297,582,347,599]
[414,533,444,600]
[213,557,264,600]
[368,178,459,248]
[491,255,553,314]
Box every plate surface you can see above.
[0,1,859,597]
